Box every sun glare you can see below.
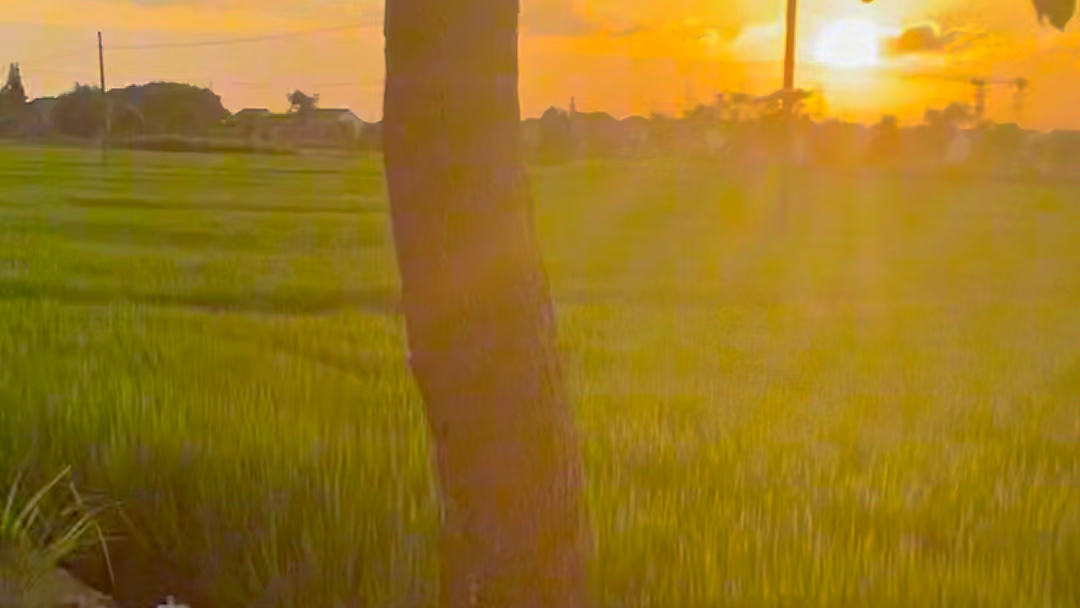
[812,17,882,69]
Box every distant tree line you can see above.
[528,87,820,164]
[522,85,1049,172]
[0,63,231,140]
[0,61,1069,172]
[50,81,229,138]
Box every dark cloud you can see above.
[883,23,1004,61]
[884,24,957,55]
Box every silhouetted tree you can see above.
[942,101,973,128]
[868,114,901,166]
[647,112,677,153]
[726,91,754,123]
[918,101,975,162]
[711,93,729,121]
[0,62,29,135]
[0,63,27,110]
[976,122,1027,175]
[49,83,172,139]
[757,88,813,120]
[383,2,589,608]
[111,104,145,138]
[811,120,858,168]
[924,108,943,128]
[916,108,949,164]
[287,90,319,115]
[574,110,621,159]
[682,103,717,125]
[758,88,813,157]
[110,82,229,136]
[537,106,574,164]
[50,84,107,138]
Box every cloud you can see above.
[523,6,595,36]
[728,22,782,59]
[522,0,604,36]
[882,22,1006,61]
[521,0,645,38]
[86,0,638,41]
[883,24,956,55]
[77,0,378,26]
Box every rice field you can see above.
[0,144,1077,607]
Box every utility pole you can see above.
[782,0,798,110]
[777,0,873,225]
[98,31,109,164]
[777,0,800,228]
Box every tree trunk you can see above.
[382,1,590,607]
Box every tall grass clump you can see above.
[0,466,114,608]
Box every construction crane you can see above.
[901,72,1031,124]
[968,76,1031,123]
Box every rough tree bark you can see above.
[382,1,590,607]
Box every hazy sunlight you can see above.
[812,17,883,69]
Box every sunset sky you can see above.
[4,0,1080,129]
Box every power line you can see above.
[19,72,383,96]
[107,21,377,51]
[218,78,382,89]
[18,49,87,66]
[23,68,89,77]
[14,22,386,108]
[311,80,383,88]
[13,18,380,70]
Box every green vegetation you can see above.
[0,467,114,607]
[113,135,297,156]
[0,144,1077,607]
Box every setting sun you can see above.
[812,17,883,69]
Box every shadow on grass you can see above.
[66,194,387,216]
[0,278,401,316]
[40,218,386,252]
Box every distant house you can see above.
[302,108,365,144]
[570,110,624,158]
[231,108,272,123]
[227,107,364,147]
[673,119,707,156]
[620,116,650,155]
[358,120,382,151]
[224,108,271,136]
[521,117,541,152]
[1038,129,1080,177]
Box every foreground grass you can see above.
[0,466,115,608]
[0,144,1078,607]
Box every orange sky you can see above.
[5,0,1080,129]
